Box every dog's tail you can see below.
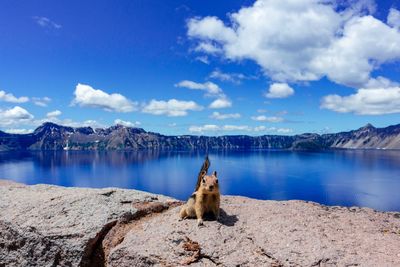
[195,155,210,191]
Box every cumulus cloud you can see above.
[187,0,400,88]
[189,124,220,133]
[72,83,137,113]
[209,97,232,109]
[189,124,251,133]
[208,69,255,84]
[210,111,241,120]
[33,97,51,107]
[0,90,29,103]
[189,124,293,134]
[253,126,293,133]
[0,106,34,126]
[194,42,222,54]
[142,99,203,116]
[251,115,284,123]
[32,16,62,29]
[176,80,233,109]
[387,8,400,29]
[321,84,400,115]
[175,80,222,95]
[60,119,105,128]
[264,83,294,98]
[195,56,210,64]
[3,128,34,134]
[114,119,141,127]
[46,110,61,118]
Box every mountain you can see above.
[0,122,399,151]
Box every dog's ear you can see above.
[213,171,217,177]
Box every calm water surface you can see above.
[1,150,399,211]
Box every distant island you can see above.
[0,122,399,151]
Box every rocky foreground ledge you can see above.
[1,181,399,267]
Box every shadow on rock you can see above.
[202,209,238,226]
[219,209,238,226]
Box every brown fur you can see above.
[180,157,220,226]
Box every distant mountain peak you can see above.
[364,123,374,128]
[358,123,375,131]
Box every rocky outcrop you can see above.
[1,122,400,151]
[1,181,400,266]
[0,180,178,266]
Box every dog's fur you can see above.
[179,156,220,226]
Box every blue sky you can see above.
[0,0,400,135]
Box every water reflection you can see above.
[0,150,399,211]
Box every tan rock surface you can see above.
[108,197,400,267]
[1,181,399,266]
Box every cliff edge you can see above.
[0,181,399,266]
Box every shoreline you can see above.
[2,179,399,213]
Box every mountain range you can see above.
[0,122,399,151]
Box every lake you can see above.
[0,150,399,211]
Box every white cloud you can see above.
[0,90,29,103]
[364,76,398,88]
[114,119,141,127]
[209,69,254,84]
[188,124,251,133]
[194,42,222,54]
[32,16,62,29]
[251,115,284,123]
[209,97,232,109]
[33,97,51,107]
[0,106,34,126]
[189,124,220,133]
[187,0,400,88]
[210,111,241,120]
[175,80,222,95]
[188,16,236,43]
[142,99,203,116]
[387,8,400,29]
[46,110,61,118]
[189,124,293,134]
[310,15,400,87]
[36,117,105,129]
[264,83,294,98]
[222,125,251,131]
[3,128,34,134]
[176,80,233,109]
[195,56,210,64]
[253,126,293,133]
[61,119,105,128]
[321,84,400,115]
[72,83,137,113]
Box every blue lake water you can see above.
[0,150,399,211]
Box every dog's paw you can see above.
[197,219,204,226]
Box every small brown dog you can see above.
[179,156,220,226]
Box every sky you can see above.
[0,0,400,136]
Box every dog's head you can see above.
[199,170,219,193]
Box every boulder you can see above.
[108,197,400,266]
[0,180,178,266]
[1,180,399,266]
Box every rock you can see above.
[108,198,400,267]
[1,181,399,266]
[0,181,178,266]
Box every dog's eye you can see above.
[216,179,218,184]
[202,178,206,183]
